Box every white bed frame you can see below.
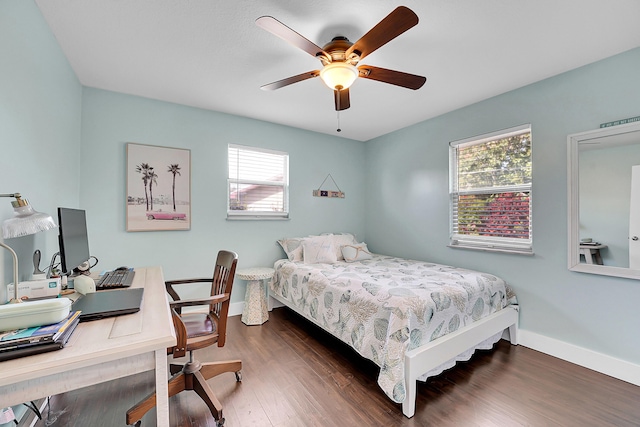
[269,292,519,418]
[403,305,519,417]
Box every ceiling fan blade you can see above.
[261,71,320,91]
[346,6,419,61]
[256,16,329,60]
[334,88,350,111]
[358,65,426,90]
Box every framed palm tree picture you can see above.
[126,143,191,231]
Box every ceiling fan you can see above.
[256,6,426,112]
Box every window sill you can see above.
[447,244,534,256]
[226,216,290,221]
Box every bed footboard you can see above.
[402,305,519,418]
[269,270,519,419]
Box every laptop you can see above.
[72,288,144,322]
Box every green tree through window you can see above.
[450,125,532,252]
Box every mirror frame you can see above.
[568,121,640,280]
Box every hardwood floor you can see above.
[35,308,640,426]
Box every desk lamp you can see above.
[1,193,57,303]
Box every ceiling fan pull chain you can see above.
[336,89,342,132]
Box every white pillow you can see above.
[277,238,304,262]
[341,243,373,262]
[329,233,358,260]
[303,235,337,264]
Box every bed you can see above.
[269,234,519,418]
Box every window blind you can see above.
[228,144,289,218]
[449,125,532,253]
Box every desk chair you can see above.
[126,250,242,427]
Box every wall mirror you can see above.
[568,121,640,279]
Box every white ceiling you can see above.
[35,0,640,142]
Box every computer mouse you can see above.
[115,266,129,271]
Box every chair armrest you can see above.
[169,293,229,309]
[165,278,212,286]
[170,308,188,358]
[165,278,212,303]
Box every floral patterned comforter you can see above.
[270,255,518,404]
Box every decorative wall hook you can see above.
[313,174,345,198]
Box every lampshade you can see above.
[1,193,56,304]
[2,194,57,239]
[319,62,359,90]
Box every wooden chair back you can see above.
[209,250,238,347]
[165,250,238,357]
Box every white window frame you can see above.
[449,124,533,254]
[227,144,289,220]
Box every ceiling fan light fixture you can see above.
[320,62,358,90]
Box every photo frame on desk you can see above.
[126,143,191,232]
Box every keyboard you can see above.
[96,269,135,289]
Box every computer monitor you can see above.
[58,207,91,276]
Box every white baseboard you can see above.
[519,329,640,387]
[229,305,640,388]
[269,297,284,310]
[229,301,244,317]
[229,297,284,318]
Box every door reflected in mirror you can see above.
[568,121,640,279]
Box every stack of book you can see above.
[0,311,81,362]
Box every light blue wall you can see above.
[365,47,640,364]
[80,88,366,302]
[2,1,366,305]
[0,1,82,301]
[580,144,640,267]
[4,0,640,369]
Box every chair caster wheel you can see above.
[216,417,225,426]
[235,371,242,382]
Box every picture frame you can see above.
[126,143,191,231]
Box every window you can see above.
[228,144,289,219]
[449,124,532,253]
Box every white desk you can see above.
[0,267,176,426]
